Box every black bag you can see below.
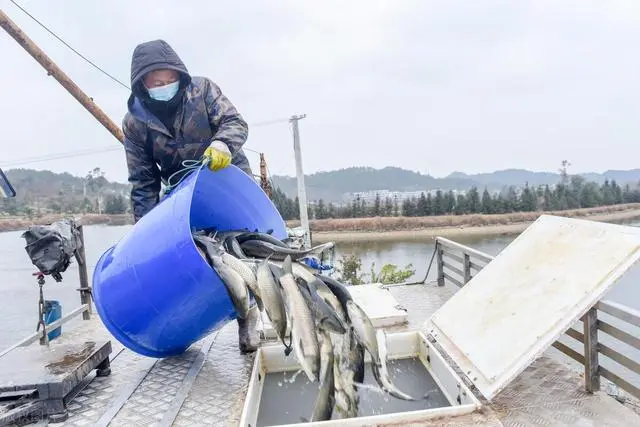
[21,219,82,282]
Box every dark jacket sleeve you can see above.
[203,78,249,155]
[123,114,160,223]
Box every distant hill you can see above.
[272,167,640,202]
[1,168,130,215]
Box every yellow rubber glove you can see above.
[203,141,232,171]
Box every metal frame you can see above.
[435,236,640,399]
[0,223,93,357]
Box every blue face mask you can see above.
[147,80,180,102]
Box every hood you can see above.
[129,39,192,100]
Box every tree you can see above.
[481,188,493,214]
[467,187,481,213]
[401,198,416,217]
[384,197,393,217]
[314,199,328,219]
[416,193,428,216]
[444,191,456,214]
[543,185,553,211]
[455,194,467,215]
[519,183,537,212]
[434,190,445,215]
[373,193,381,216]
[104,194,128,214]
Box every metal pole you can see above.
[290,114,311,248]
[0,7,124,144]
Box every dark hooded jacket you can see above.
[122,39,251,223]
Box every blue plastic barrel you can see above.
[44,300,62,341]
[92,165,287,358]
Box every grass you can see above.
[288,203,640,233]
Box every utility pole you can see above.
[259,153,272,198]
[290,114,311,248]
[0,7,124,144]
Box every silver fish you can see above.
[333,327,364,419]
[291,263,347,322]
[240,240,334,262]
[372,329,418,401]
[296,278,347,334]
[210,255,250,319]
[222,252,263,311]
[346,300,379,364]
[311,330,335,422]
[278,256,320,382]
[256,258,289,348]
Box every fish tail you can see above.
[283,255,293,275]
[283,333,293,356]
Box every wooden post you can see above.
[583,307,600,392]
[463,253,471,285]
[75,225,92,320]
[436,242,445,287]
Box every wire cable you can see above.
[7,0,131,91]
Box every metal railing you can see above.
[0,224,93,358]
[435,236,640,399]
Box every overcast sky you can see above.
[1,0,639,183]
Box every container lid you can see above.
[425,215,640,401]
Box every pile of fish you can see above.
[193,229,426,421]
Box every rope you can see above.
[163,157,207,195]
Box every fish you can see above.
[223,235,248,259]
[345,300,379,365]
[310,330,335,422]
[333,327,364,419]
[290,263,347,322]
[372,329,419,401]
[192,233,249,318]
[235,231,290,248]
[278,256,320,382]
[221,252,263,311]
[296,277,347,334]
[317,274,352,317]
[240,240,334,262]
[210,255,250,319]
[256,258,289,349]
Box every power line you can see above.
[7,0,130,91]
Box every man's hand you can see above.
[204,141,232,171]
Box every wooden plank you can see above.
[600,366,640,400]
[442,272,463,288]
[597,300,640,328]
[463,254,471,284]
[76,225,91,320]
[435,237,494,263]
[437,246,445,287]
[565,328,584,343]
[599,343,640,375]
[583,307,600,392]
[443,262,465,279]
[469,261,486,271]
[598,320,640,350]
[443,252,464,265]
[552,341,585,365]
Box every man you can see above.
[122,39,258,353]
